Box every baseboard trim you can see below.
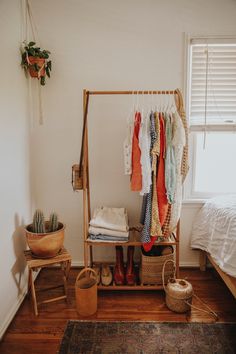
[71,261,199,268]
[0,270,40,341]
[180,261,199,267]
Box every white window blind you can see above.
[190,38,236,128]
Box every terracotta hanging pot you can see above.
[27,56,46,78]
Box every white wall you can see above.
[28,0,236,266]
[1,0,235,337]
[0,0,32,339]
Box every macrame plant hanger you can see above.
[21,0,44,124]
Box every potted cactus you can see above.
[25,210,65,258]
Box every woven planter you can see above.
[25,221,65,258]
[140,249,175,285]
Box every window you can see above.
[185,37,236,199]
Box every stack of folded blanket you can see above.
[88,207,129,242]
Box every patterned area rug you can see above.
[58,321,236,354]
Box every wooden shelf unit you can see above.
[85,224,180,291]
[81,89,183,290]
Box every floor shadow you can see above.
[11,213,27,296]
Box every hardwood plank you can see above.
[0,267,235,354]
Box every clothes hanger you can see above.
[170,92,176,114]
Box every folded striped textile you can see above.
[89,207,129,232]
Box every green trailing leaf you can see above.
[28,48,35,56]
[46,67,50,78]
[40,76,45,85]
[28,41,36,47]
[47,60,52,70]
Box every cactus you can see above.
[32,209,46,233]
[49,212,58,232]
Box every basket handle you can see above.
[185,293,218,320]
[162,259,176,292]
[76,267,97,283]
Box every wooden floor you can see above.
[0,267,235,354]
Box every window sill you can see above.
[182,199,205,208]
[183,199,206,204]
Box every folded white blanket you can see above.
[89,207,129,232]
[89,225,129,238]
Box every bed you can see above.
[191,194,236,298]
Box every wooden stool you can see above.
[24,247,71,316]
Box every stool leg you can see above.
[30,269,38,316]
[61,261,68,303]
[28,267,31,295]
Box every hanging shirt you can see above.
[169,111,186,232]
[123,112,134,175]
[130,112,142,191]
[165,113,176,204]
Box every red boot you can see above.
[114,246,125,285]
[126,246,135,285]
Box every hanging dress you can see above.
[150,112,162,237]
[165,113,176,204]
[130,112,142,191]
[156,112,168,226]
[140,112,156,249]
[139,111,152,195]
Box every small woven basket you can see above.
[162,260,193,313]
[72,164,83,190]
[140,249,175,285]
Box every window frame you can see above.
[184,34,236,201]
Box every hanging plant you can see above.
[21,41,52,85]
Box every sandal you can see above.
[101,265,112,286]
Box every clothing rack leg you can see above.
[84,90,91,221]
[176,220,180,278]
[83,90,89,268]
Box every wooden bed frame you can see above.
[200,250,236,298]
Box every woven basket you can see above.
[72,164,83,190]
[140,249,175,285]
[75,268,97,316]
[162,260,193,313]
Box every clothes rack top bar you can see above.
[86,90,177,95]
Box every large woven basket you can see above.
[140,249,175,285]
[75,268,97,316]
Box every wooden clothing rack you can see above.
[81,89,184,290]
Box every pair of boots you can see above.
[114,246,135,285]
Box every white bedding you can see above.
[191,195,236,277]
